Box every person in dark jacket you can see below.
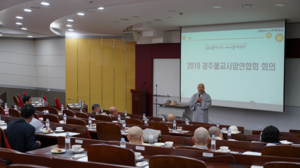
[6,104,41,152]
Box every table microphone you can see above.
[0,159,11,165]
[140,82,146,91]
[198,112,215,125]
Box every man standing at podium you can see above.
[189,83,211,123]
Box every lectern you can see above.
[130,89,147,115]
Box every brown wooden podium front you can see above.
[130,89,147,115]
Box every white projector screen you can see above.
[181,20,285,112]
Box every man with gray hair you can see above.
[92,104,100,115]
[127,126,143,145]
[208,126,223,140]
[192,127,210,149]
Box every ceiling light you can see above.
[24,9,32,12]
[16,22,22,25]
[154,19,161,21]
[67,19,74,22]
[120,18,129,21]
[98,7,104,10]
[16,16,23,19]
[66,24,72,27]
[274,4,285,7]
[213,6,222,9]
[77,13,84,16]
[132,16,139,18]
[114,21,120,23]
[41,2,50,6]
[28,35,33,38]
[21,27,27,30]
[240,4,253,8]
[0,34,2,36]
[68,29,74,31]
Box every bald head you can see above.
[197,83,205,93]
[209,126,223,139]
[193,127,210,146]
[127,126,143,145]
[109,106,118,117]
[167,113,176,122]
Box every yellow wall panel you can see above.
[114,39,126,112]
[126,42,136,114]
[78,39,90,112]
[102,39,114,110]
[90,39,102,111]
[65,38,78,104]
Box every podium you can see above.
[130,89,147,115]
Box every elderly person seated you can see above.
[208,126,223,140]
[127,126,143,145]
[192,127,210,150]
[261,125,280,145]
[167,113,176,122]
[109,106,118,117]
[92,104,100,114]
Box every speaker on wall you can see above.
[121,31,140,42]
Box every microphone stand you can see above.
[156,84,158,117]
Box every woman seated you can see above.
[261,125,280,145]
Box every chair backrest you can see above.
[76,112,88,119]
[66,118,86,126]
[149,122,169,135]
[95,115,112,122]
[17,94,24,106]
[176,146,209,151]
[9,109,20,118]
[96,123,121,141]
[55,97,61,108]
[264,161,300,168]
[34,113,39,120]
[252,130,261,135]
[0,106,5,115]
[63,110,75,117]
[8,164,50,168]
[149,155,206,168]
[0,128,11,149]
[23,92,27,97]
[43,114,60,123]
[88,144,135,166]
[13,96,21,107]
[48,107,59,115]
[126,118,143,125]
[43,96,47,101]
[262,145,300,158]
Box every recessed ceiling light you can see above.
[98,7,104,10]
[0,34,2,36]
[114,21,120,23]
[67,19,74,22]
[68,29,74,31]
[41,2,50,6]
[132,16,139,18]
[16,22,22,25]
[21,27,27,30]
[24,9,32,12]
[154,19,161,21]
[77,13,85,16]
[274,4,285,7]
[120,18,129,21]
[28,35,33,38]
[240,4,253,8]
[16,16,23,19]
[168,10,176,12]
[213,6,222,9]
[66,24,72,27]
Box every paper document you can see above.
[77,156,88,162]
[242,151,261,156]
[30,118,45,131]
[251,166,263,168]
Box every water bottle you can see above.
[14,105,17,110]
[79,99,81,104]
[173,120,176,130]
[185,118,189,125]
[42,99,45,106]
[66,106,69,110]
[260,132,262,141]
[61,104,64,113]
[217,121,219,128]
[96,111,99,115]
[211,135,216,151]
[162,116,165,122]
[143,113,146,120]
[149,129,154,145]
[118,114,121,122]
[80,109,82,112]
[88,116,92,128]
[63,113,67,123]
[122,120,126,132]
[5,103,7,109]
[124,111,127,118]
[120,138,126,148]
[65,132,71,151]
[227,128,232,139]
[258,126,261,131]
[144,118,148,126]
[101,107,103,113]
[46,119,50,130]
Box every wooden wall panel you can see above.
[115,39,126,112]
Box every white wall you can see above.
[0,38,65,90]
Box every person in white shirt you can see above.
[192,127,210,149]
[127,126,143,145]
[208,126,223,140]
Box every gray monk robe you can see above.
[189,91,212,123]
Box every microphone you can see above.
[140,82,146,91]
[196,155,237,165]
[52,122,76,132]
[240,135,260,141]
[0,159,11,165]
[180,137,193,146]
